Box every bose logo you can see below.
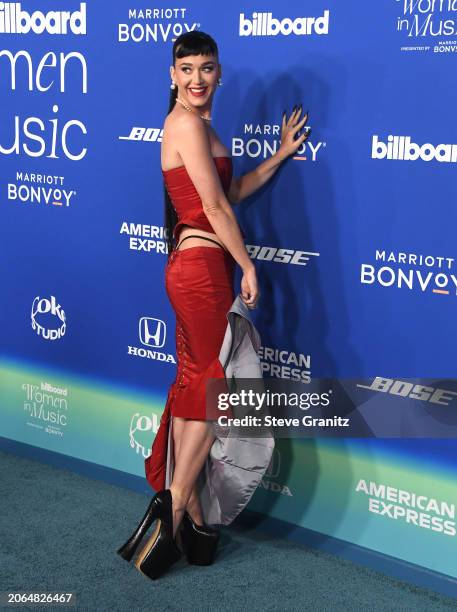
[0,2,87,35]
[357,377,457,406]
[246,244,319,266]
[119,127,163,142]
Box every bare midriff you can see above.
[176,225,227,252]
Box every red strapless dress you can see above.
[164,156,234,243]
[144,156,237,492]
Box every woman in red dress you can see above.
[117,30,311,580]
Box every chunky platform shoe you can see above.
[117,489,181,579]
[179,511,220,566]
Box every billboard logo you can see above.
[0,2,87,35]
[22,380,69,437]
[372,135,457,163]
[239,10,329,37]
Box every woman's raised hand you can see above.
[278,105,311,160]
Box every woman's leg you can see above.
[165,247,235,536]
[172,416,204,525]
[169,419,216,537]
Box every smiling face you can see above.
[170,53,221,111]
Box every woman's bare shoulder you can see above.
[164,112,210,153]
[162,110,210,169]
[164,109,205,137]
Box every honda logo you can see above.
[139,317,166,348]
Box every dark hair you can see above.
[163,31,219,260]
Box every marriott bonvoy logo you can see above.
[239,10,330,37]
[372,135,457,163]
[0,2,87,35]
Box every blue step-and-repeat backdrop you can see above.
[1,0,457,583]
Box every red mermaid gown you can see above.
[145,156,241,492]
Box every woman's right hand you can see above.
[278,106,311,160]
[240,265,260,310]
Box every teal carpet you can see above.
[1,449,456,612]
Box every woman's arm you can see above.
[228,107,311,205]
[228,152,285,205]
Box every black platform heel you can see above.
[117,490,169,562]
[133,489,182,580]
[179,511,220,566]
[117,489,182,579]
